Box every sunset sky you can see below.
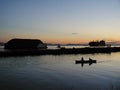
[0,0,120,44]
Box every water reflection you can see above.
[76,61,97,67]
[0,53,120,90]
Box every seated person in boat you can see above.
[81,57,84,61]
[89,58,92,61]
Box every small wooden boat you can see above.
[75,58,96,64]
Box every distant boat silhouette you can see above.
[75,57,97,67]
[57,44,61,48]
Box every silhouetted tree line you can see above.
[89,40,106,46]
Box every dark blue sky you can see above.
[0,0,120,44]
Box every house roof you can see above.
[5,38,44,49]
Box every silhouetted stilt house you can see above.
[5,38,47,49]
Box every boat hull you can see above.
[75,60,96,64]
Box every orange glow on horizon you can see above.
[43,38,95,44]
[1,35,120,44]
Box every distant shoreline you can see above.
[1,47,120,57]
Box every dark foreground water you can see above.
[0,53,120,90]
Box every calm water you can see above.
[0,45,120,51]
[47,45,89,49]
[0,52,120,90]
